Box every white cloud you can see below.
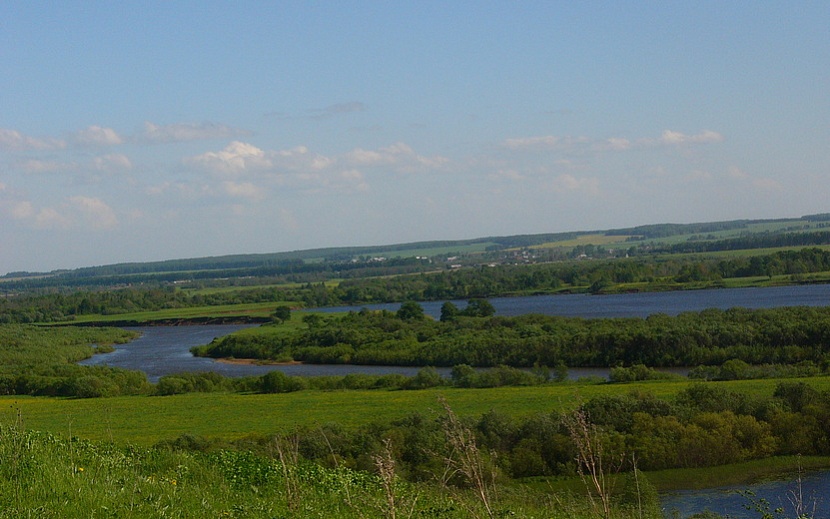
[221,181,265,201]
[6,196,119,231]
[33,207,71,230]
[656,129,723,145]
[605,138,632,151]
[185,141,444,199]
[19,159,74,174]
[726,166,781,191]
[186,141,273,176]
[68,196,118,229]
[503,130,723,153]
[140,121,248,143]
[0,128,65,151]
[9,200,34,220]
[72,126,124,146]
[548,174,600,195]
[503,135,563,150]
[344,142,448,170]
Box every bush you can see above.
[260,371,306,393]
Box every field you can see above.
[67,302,293,324]
[7,377,830,447]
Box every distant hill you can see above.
[2,213,828,292]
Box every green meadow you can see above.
[8,377,830,447]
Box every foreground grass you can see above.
[1,424,654,519]
[8,377,830,447]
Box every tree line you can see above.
[3,246,830,324]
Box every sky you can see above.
[1,2,829,274]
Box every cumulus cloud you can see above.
[140,121,248,143]
[0,128,65,151]
[186,141,444,199]
[344,142,448,170]
[186,141,273,176]
[72,126,124,146]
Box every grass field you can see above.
[67,302,298,324]
[528,233,632,249]
[7,376,830,447]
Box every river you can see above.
[77,283,830,516]
[316,283,830,319]
[77,325,617,383]
[80,283,830,382]
[661,469,830,518]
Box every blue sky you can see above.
[1,2,828,273]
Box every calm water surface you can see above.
[318,283,830,319]
[661,469,830,518]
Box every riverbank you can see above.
[647,455,830,492]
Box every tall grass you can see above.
[0,422,661,518]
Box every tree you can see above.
[272,305,292,324]
[462,299,495,318]
[440,301,460,322]
[397,301,425,321]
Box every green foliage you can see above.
[271,305,291,323]
[260,370,307,393]
[198,304,830,371]
[396,300,426,320]
[609,364,684,383]
[0,325,150,398]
